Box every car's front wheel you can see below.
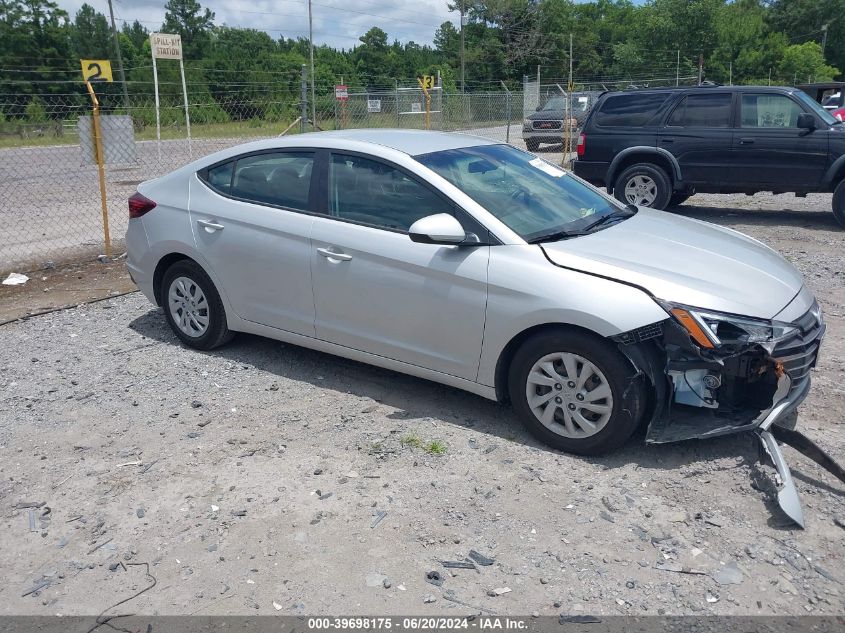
[160,259,234,350]
[508,329,646,455]
[614,163,672,210]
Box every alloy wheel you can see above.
[525,352,614,439]
[624,175,657,206]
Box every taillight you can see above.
[576,133,586,157]
[129,192,156,218]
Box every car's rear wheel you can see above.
[833,180,845,228]
[508,329,646,455]
[526,139,540,152]
[614,163,672,210]
[160,259,234,350]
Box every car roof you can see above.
[291,129,498,156]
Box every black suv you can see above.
[572,85,845,227]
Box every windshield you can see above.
[795,90,839,125]
[416,144,625,242]
[541,97,566,111]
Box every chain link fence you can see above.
[2,73,704,273]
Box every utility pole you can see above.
[460,1,465,93]
[106,0,130,111]
[697,54,703,85]
[822,23,829,57]
[300,64,308,133]
[308,0,316,129]
[729,61,732,86]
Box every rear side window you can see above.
[202,152,314,212]
[206,162,234,192]
[741,94,803,128]
[667,93,732,127]
[594,93,671,127]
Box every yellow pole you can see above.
[418,77,431,130]
[85,81,112,258]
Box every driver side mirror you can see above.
[797,113,816,130]
[408,213,466,245]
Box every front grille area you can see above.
[532,120,561,130]
[773,301,825,388]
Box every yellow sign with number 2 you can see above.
[80,59,113,82]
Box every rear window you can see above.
[594,93,671,127]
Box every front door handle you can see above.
[660,138,674,143]
[317,247,352,261]
[738,137,755,145]
[197,219,225,232]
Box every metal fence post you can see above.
[395,81,400,128]
[300,64,307,133]
[501,81,511,144]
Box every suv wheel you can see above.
[833,180,845,228]
[526,139,540,152]
[508,329,646,455]
[614,163,672,210]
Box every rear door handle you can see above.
[660,138,674,143]
[197,219,225,232]
[317,247,352,261]
[738,137,755,145]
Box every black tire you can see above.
[160,259,234,350]
[508,329,646,456]
[613,163,672,210]
[833,180,845,228]
[668,192,691,207]
[526,139,540,152]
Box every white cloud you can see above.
[66,0,456,48]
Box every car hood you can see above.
[539,208,803,319]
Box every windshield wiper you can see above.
[528,206,636,244]
[580,206,637,232]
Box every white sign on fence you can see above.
[367,99,381,113]
[411,102,422,113]
[150,33,183,60]
[149,32,191,161]
[78,115,136,165]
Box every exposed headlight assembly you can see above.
[658,301,799,349]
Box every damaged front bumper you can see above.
[616,297,827,528]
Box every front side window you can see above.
[667,93,732,128]
[221,152,314,210]
[417,144,623,242]
[741,94,804,128]
[594,93,671,127]
[328,154,451,231]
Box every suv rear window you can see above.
[594,93,671,127]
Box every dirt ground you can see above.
[0,192,843,618]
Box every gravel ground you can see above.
[1,192,844,617]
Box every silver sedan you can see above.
[126,130,822,522]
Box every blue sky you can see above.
[64,0,460,48]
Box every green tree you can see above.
[161,0,214,59]
[778,41,839,83]
[72,3,110,59]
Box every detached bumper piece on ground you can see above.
[616,300,841,528]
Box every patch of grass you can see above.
[401,434,423,449]
[425,440,447,455]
